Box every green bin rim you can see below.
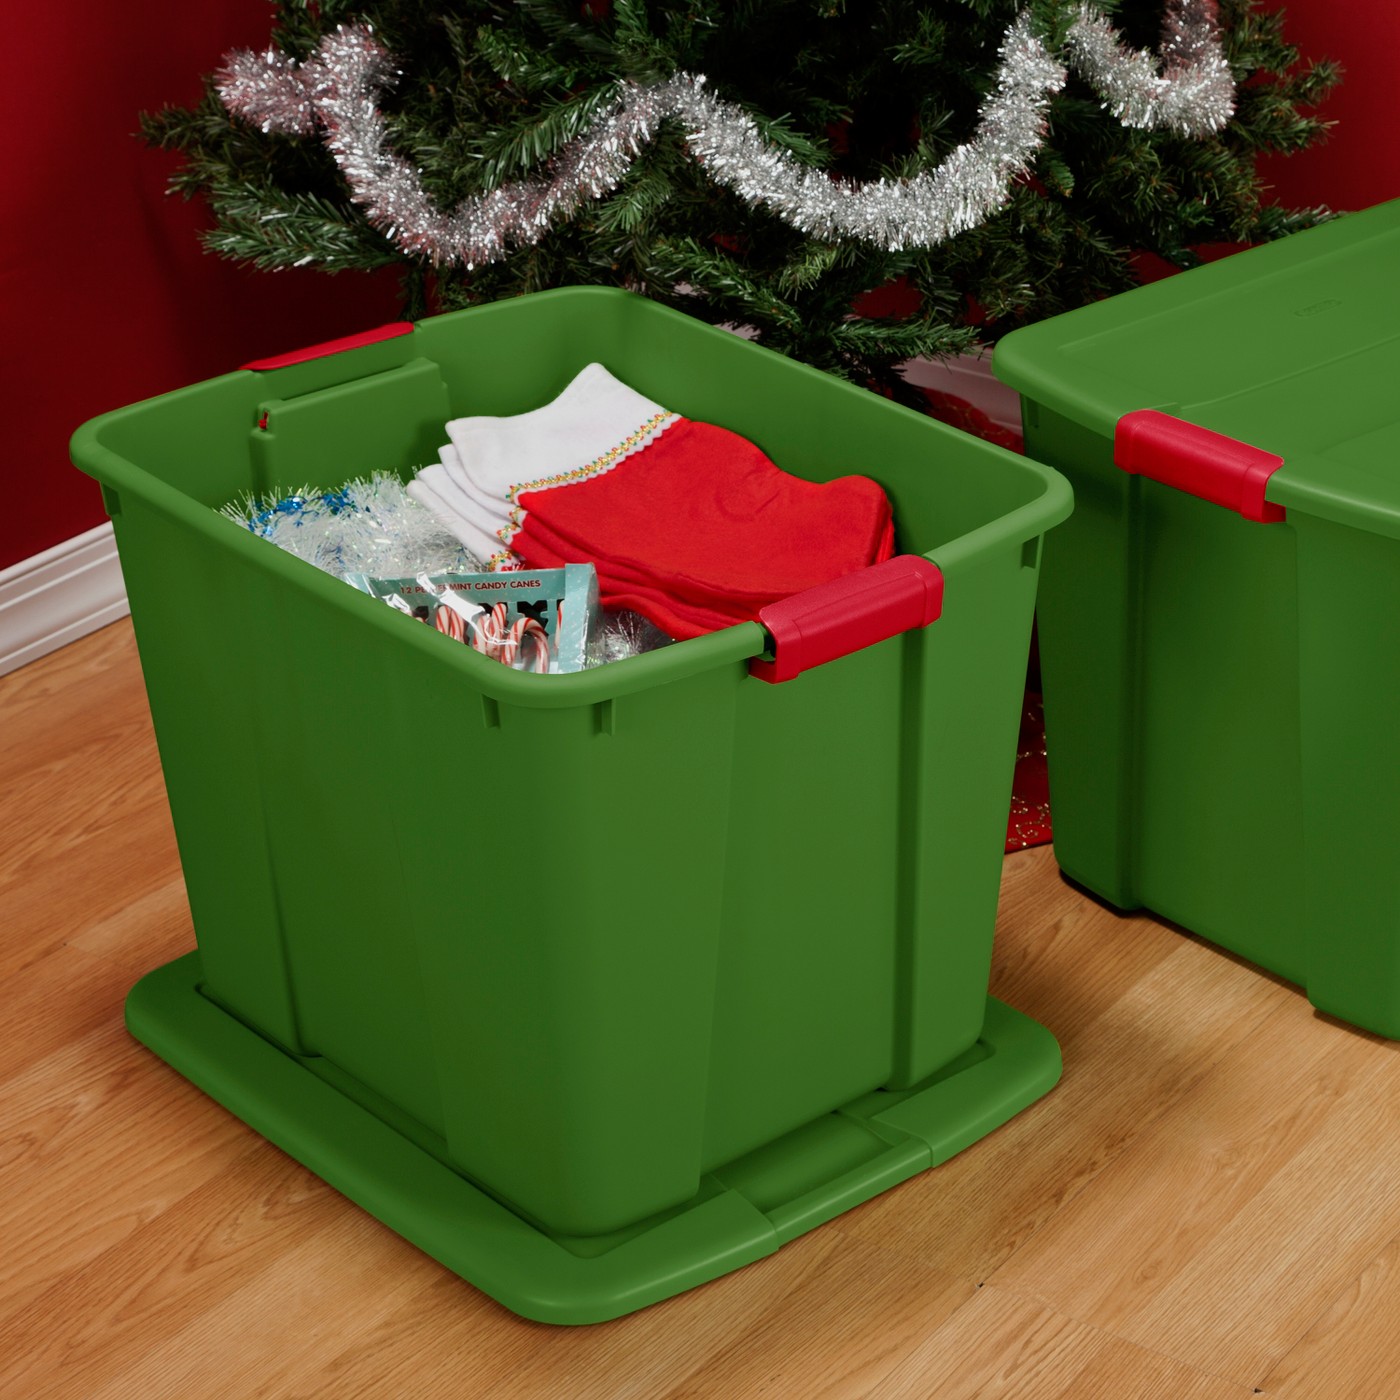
[71,286,1072,708]
[992,200,1400,542]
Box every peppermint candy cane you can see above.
[498,613,523,668]
[469,602,511,661]
[433,603,466,643]
[509,616,552,674]
[456,601,553,672]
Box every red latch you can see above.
[240,321,415,372]
[749,555,944,684]
[1115,409,1285,523]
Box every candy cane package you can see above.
[348,564,600,674]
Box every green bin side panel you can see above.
[1021,406,1142,909]
[114,505,305,1058]
[702,536,1040,1162]
[1132,470,1303,975]
[392,668,742,1237]
[250,357,452,498]
[1027,403,1305,979]
[77,286,1069,1241]
[704,643,903,1170]
[228,569,451,1129]
[1295,517,1400,1037]
[114,502,450,1126]
[889,540,1043,1087]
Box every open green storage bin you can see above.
[73,287,1070,1323]
[995,199,1400,1037]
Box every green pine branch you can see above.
[203,183,399,271]
[141,0,1342,389]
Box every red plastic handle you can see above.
[749,555,944,684]
[240,321,415,372]
[1115,409,1285,523]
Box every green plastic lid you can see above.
[994,199,1400,540]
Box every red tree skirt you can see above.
[917,387,1024,455]
[1006,692,1052,853]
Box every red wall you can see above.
[1,6,399,571]
[3,4,1395,573]
[1258,2,1400,214]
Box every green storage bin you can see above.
[73,286,1070,1323]
[994,199,1400,1037]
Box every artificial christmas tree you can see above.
[143,0,1337,405]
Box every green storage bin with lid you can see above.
[994,198,1400,1036]
[72,286,1070,1323]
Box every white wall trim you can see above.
[899,349,1024,435]
[0,523,130,678]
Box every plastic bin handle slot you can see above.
[240,322,415,372]
[749,555,944,684]
[1115,409,1285,523]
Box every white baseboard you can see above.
[900,350,1025,435]
[0,523,130,678]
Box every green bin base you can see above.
[127,952,1060,1324]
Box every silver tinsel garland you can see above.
[218,3,1235,268]
[1066,0,1234,137]
[220,472,670,664]
[221,471,483,579]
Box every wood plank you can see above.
[232,1268,545,1400]
[868,1284,1255,1400]
[0,940,137,1087]
[0,620,181,982]
[0,873,189,1085]
[990,988,1400,1386]
[1263,1234,1400,1400]
[843,851,1289,1279]
[0,620,143,789]
[652,1232,972,1400]
[78,1211,438,1400]
[264,1231,966,1400]
[0,1026,254,1320]
[0,1142,354,1399]
[66,874,195,985]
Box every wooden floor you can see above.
[5,620,1400,1399]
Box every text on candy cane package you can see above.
[348,565,600,673]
